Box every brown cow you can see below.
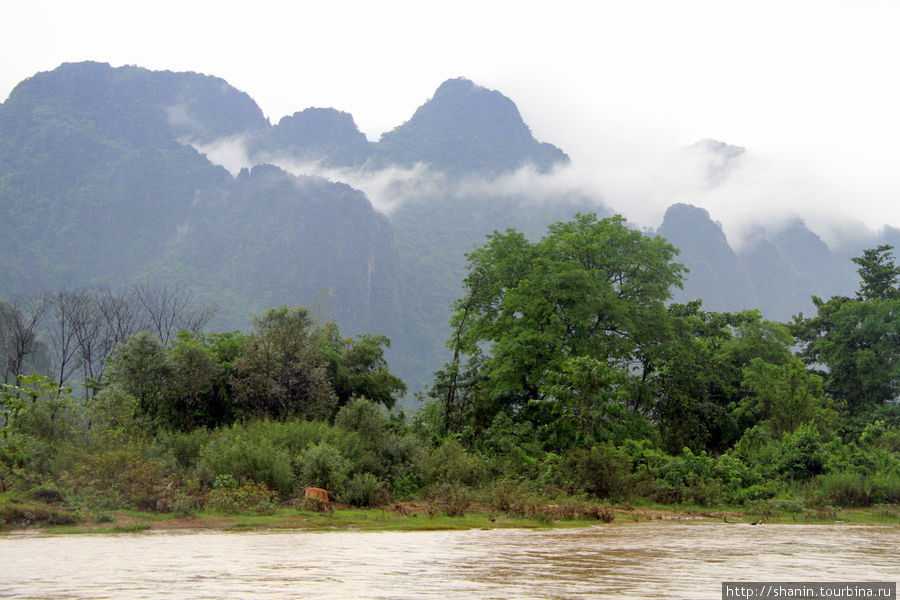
[303,486,330,510]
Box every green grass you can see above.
[5,499,897,535]
[108,523,152,533]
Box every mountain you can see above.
[658,203,757,311]
[373,77,569,175]
[0,62,402,342]
[1,61,894,403]
[659,204,859,320]
[251,108,372,167]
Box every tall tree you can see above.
[317,323,406,410]
[852,244,900,301]
[0,296,48,384]
[132,283,217,344]
[440,213,685,430]
[792,247,900,414]
[230,306,337,421]
[46,290,88,391]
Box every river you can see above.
[1,522,897,599]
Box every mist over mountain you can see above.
[1,61,895,401]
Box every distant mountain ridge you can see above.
[248,76,570,175]
[1,61,896,401]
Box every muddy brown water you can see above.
[1,522,897,599]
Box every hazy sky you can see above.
[3,0,898,241]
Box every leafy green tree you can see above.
[317,324,406,410]
[538,357,643,449]
[104,331,171,425]
[793,247,900,414]
[230,306,337,421]
[166,332,226,430]
[852,244,900,301]
[441,213,685,430]
[650,304,792,453]
[738,356,841,438]
[0,374,60,438]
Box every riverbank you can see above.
[2,495,898,534]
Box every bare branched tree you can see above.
[46,290,89,390]
[132,283,217,344]
[0,295,48,384]
[70,291,106,397]
[4,285,217,397]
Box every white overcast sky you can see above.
[3,0,899,241]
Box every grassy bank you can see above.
[3,494,897,535]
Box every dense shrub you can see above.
[477,478,535,512]
[0,498,78,527]
[745,497,807,516]
[341,472,386,507]
[814,470,900,507]
[158,428,212,471]
[63,449,165,511]
[429,483,471,517]
[777,424,825,480]
[564,443,632,500]
[198,426,295,497]
[207,481,278,514]
[420,438,485,487]
[298,442,350,493]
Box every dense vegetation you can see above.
[1,215,897,528]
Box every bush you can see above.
[735,483,778,504]
[429,483,470,517]
[0,498,78,527]
[745,498,806,516]
[871,472,900,504]
[478,478,534,512]
[199,427,295,497]
[777,424,825,480]
[342,472,386,507]
[565,443,632,500]
[298,442,350,493]
[814,471,872,507]
[420,438,484,487]
[335,398,387,439]
[158,428,211,471]
[207,481,278,514]
[63,449,165,511]
[27,483,66,505]
[814,471,900,507]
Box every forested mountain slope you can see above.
[0,62,402,341]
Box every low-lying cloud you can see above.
[188,134,894,254]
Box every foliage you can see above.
[2,243,900,523]
[776,424,826,480]
[428,483,471,517]
[341,472,386,507]
[297,442,350,493]
[63,449,166,511]
[792,245,900,413]
[440,213,684,432]
[207,480,278,515]
[738,356,840,438]
[230,306,337,421]
[199,426,295,498]
[563,443,632,500]
[318,325,406,410]
[420,438,484,487]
